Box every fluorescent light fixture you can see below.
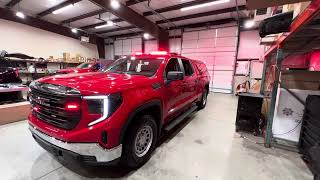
[16,11,25,19]
[181,0,230,11]
[143,33,150,39]
[244,20,255,28]
[94,20,114,29]
[52,4,73,14]
[71,28,78,33]
[110,0,120,9]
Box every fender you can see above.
[119,99,163,143]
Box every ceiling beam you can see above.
[156,5,246,24]
[106,18,236,39]
[88,0,168,39]
[0,7,99,43]
[98,6,244,34]
[5,0,22,8]
[143,0,219,16]
[96,25,136,34]
[61,9,106,24]
[37,0,82,17]
[126,0,148,6]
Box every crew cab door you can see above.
[162,58,185,121]
[181,59,200,104]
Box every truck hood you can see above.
[38,72,154,95]
[56,68,89,74]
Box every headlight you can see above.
[84,93,122,126]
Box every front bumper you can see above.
[29,125,122,164]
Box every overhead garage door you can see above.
[181,27,238,93]
[114,38,142,56]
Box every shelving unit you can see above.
[261,0,320,149]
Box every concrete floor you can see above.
[0,94,313,180]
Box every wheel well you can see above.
[205,83,209,93]
[120,102,162,143]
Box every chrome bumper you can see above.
[29,125,122,162]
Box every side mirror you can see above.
[167,71,183,81]
[259,11,293,38]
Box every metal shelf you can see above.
[264,0,320,57]
[261,0,320,149]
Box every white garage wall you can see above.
[0,19,98,59]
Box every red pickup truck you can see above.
[28,52,210,168]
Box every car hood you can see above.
[38,72,154,95]
[56,68,89,74]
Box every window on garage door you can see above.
[181,59,194,76]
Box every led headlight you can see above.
[84,93,122,126]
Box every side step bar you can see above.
[164,105,198,132]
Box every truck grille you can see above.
[30,84,81,130]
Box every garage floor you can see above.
[0,94,313,180]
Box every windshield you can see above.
[102,57,163,77]
[77,62,92,69]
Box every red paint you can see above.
[309,50,320,71]
[28,54,210,149]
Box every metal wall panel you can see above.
[182,26,238,93]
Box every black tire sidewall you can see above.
[122,115,158,168]
[198,89,208,109]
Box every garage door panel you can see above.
[213,66,234,71]
[182,27,237,93]
[214,46,237,52]
[216,37,237,47]
[216,27,237,37]
[199,29,215,39]
[183,31,199,40]
[215,52,236,57]
[197,47,216,53]
[198,38,215,48]
[182,40,198,49]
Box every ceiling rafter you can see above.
[97,6,245,35]
[5,0,22,8]
[87,0,168,40]
[96,25,136,34]
[156,5,246,24]
[143,0,219,16]
[37,0,82,17]
[125,0,148,6]
[61,9,106,24]
[106,18,236,39]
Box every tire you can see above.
[197,89,208,110]
[121,115,157,168]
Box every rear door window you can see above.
[181,59,194,76]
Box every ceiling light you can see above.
[181,0,230,11]
[244,20,255,29]
[110,0,120,9]
[52,4,73,14]
[16,11,25,19]
[143,33,150,39]
[71,28,78,33]
[95,20,114,29]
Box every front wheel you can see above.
[121,115,157,168]
[197,89,208,110]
